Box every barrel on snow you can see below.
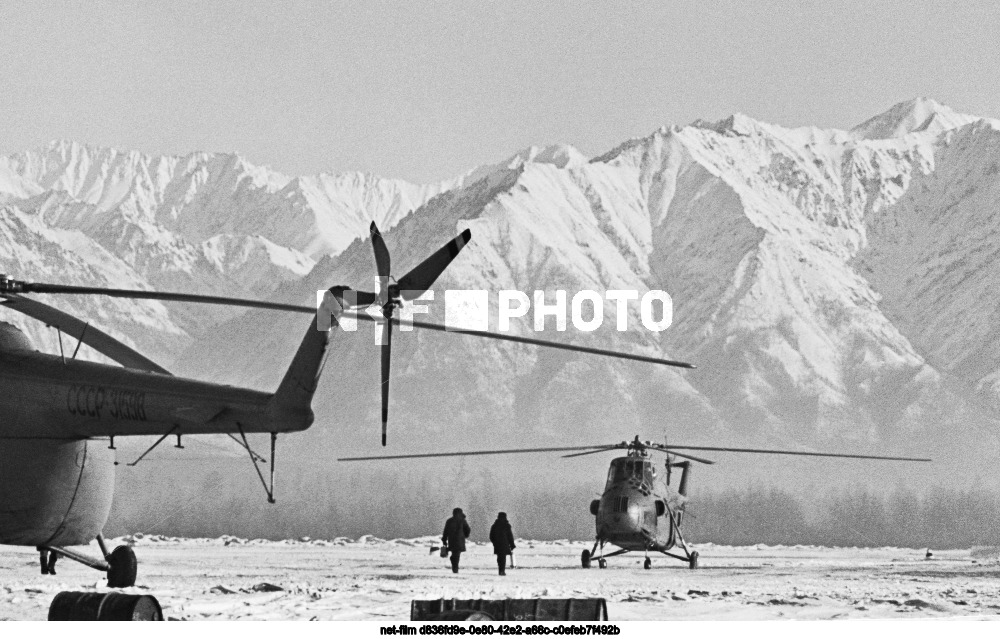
[411,598,608,621]
[48,591,163,621]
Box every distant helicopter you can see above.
[339,435,930,569]
[0,224,696,587]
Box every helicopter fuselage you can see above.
[0,321,325,547]
[592,454,684,553]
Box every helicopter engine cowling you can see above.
[0,321,34,352]
[0,439,114,546]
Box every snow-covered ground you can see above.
[1,536,997,620]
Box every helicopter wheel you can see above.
[598,559,607,569]
[106,545,138,588]
[581,550,592,569]
[688,551,699,570]
[643,557,651,570]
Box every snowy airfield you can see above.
[2,534,999,621]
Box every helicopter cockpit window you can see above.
[612,461,628,482]
[624,460,643,479]
[614,460,648,482]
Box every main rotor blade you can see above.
[341,312,696,369]
[15,282,383,313]
[658,445,931,462]
[662,450,715,465]
[9,280,697,370]
[0,294,171,374]
[561,446,622,458]
[380,313,392,447]
[370,222,391,280]
[397,229,472,300]
[339,444,625,462]
[13,283,318,313]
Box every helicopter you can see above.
[0,223,696,587]
[339,435,931,569]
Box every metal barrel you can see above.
[411,598,608,621]
[48,591,164,621]
[425,610,495,621]
[505,598,608,621]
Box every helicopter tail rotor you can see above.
[367,222,473,446]
[396,228,472,300]
[380,311,392,447]
[369,223,392,446]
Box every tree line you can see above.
[687,485,1000,549]
[106,463,1000,549]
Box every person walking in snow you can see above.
[489,512,516,576]
[442,507,471,573]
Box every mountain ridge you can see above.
[2,98,999,482]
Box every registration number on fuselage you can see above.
[66,384,147,421]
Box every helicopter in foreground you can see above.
[0,223,697,587]
[340,435,930,569]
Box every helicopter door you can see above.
[643,508,656,531]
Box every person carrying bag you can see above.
[442,507,470,573]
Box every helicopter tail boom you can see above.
[266,308,338,430]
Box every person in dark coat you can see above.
[442,507,471,573]
[489,512,516,575]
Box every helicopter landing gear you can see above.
[583,539,601,569]
[659,509,700,569]
[37,533,138,588]
[98,533,138,587]
[106,545,138,588]
[643,557,652,570]
[674,526,699,570]
[587,539,627,569]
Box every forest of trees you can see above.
[106,461,1000,550]
[686,485,1000,548]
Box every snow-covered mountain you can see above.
[4,98,1000,487]
[0,142,456,359]
[164,99,1000,468]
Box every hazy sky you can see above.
[1,1,997,183]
